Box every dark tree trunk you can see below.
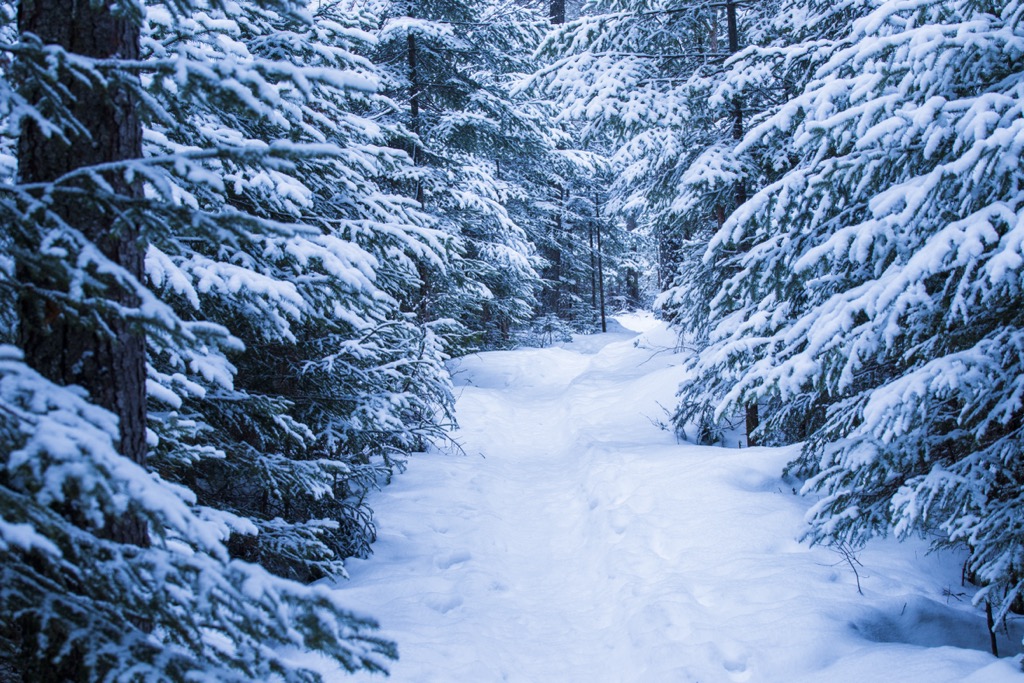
[550,0,565,25]
[727,0,743,146]
[724,0,758,446]
[589,227,597,309]
[406,29,431,318]
[625,215,639,307]
[17,0,148,546]
[545,0,565,319]
[986,600,999,657]
[407,31,424,206]
[541,184,565,316]
[594,194,606,332]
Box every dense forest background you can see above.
[0,0,1021,678]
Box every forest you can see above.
[0,0,1021,679]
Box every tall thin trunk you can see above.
[727,1,743,150]
[709,7,719,53]
[724,0,757,445]
[545,184,564,316]
[625,215,639,306]
[407,28,431,319]
[589,227,597,309]
[407,31,424,206]
[595,194,606,333]
[547,0,565,318]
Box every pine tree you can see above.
[532,0,732,284]
[687,0,1024,621]
[0,0,454,676]
[530,0,760,340]
[370,0,547,349]
[142,0,455,584]
[530,144,616,331]
[653,0,826,444]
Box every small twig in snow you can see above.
[826,541,865,595]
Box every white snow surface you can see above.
[324,313,1022,682]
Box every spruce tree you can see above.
[142,0,455,583]
[687,0,1024,621]
[533,0,735,286]
[370,0,547,349]
[0,0,452,676]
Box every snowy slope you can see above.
[321,314,1022,682]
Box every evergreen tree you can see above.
[532,0,739,290]
[370,0,548,349]
[657,0,803,444]
[532,145,619,332]
[0,0,453,676]
[143,0,455,584]
[685,0,1024,621]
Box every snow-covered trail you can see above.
[327,315,1019,682]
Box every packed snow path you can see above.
[330,315,1020,682]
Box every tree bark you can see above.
[407,31,424,206]
[725,0,758,446]
[986,600,998,657]
[589,227,597,309]
[550,0,565,25]
[625,215,639,307]
[17,0,148,546]
[595,195,606,333]
[542,184,565,317]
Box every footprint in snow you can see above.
[435,550,472,570]
[424,593,463,614]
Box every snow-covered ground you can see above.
[324,313,1022,682]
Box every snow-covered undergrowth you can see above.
[321,314,1021,682]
